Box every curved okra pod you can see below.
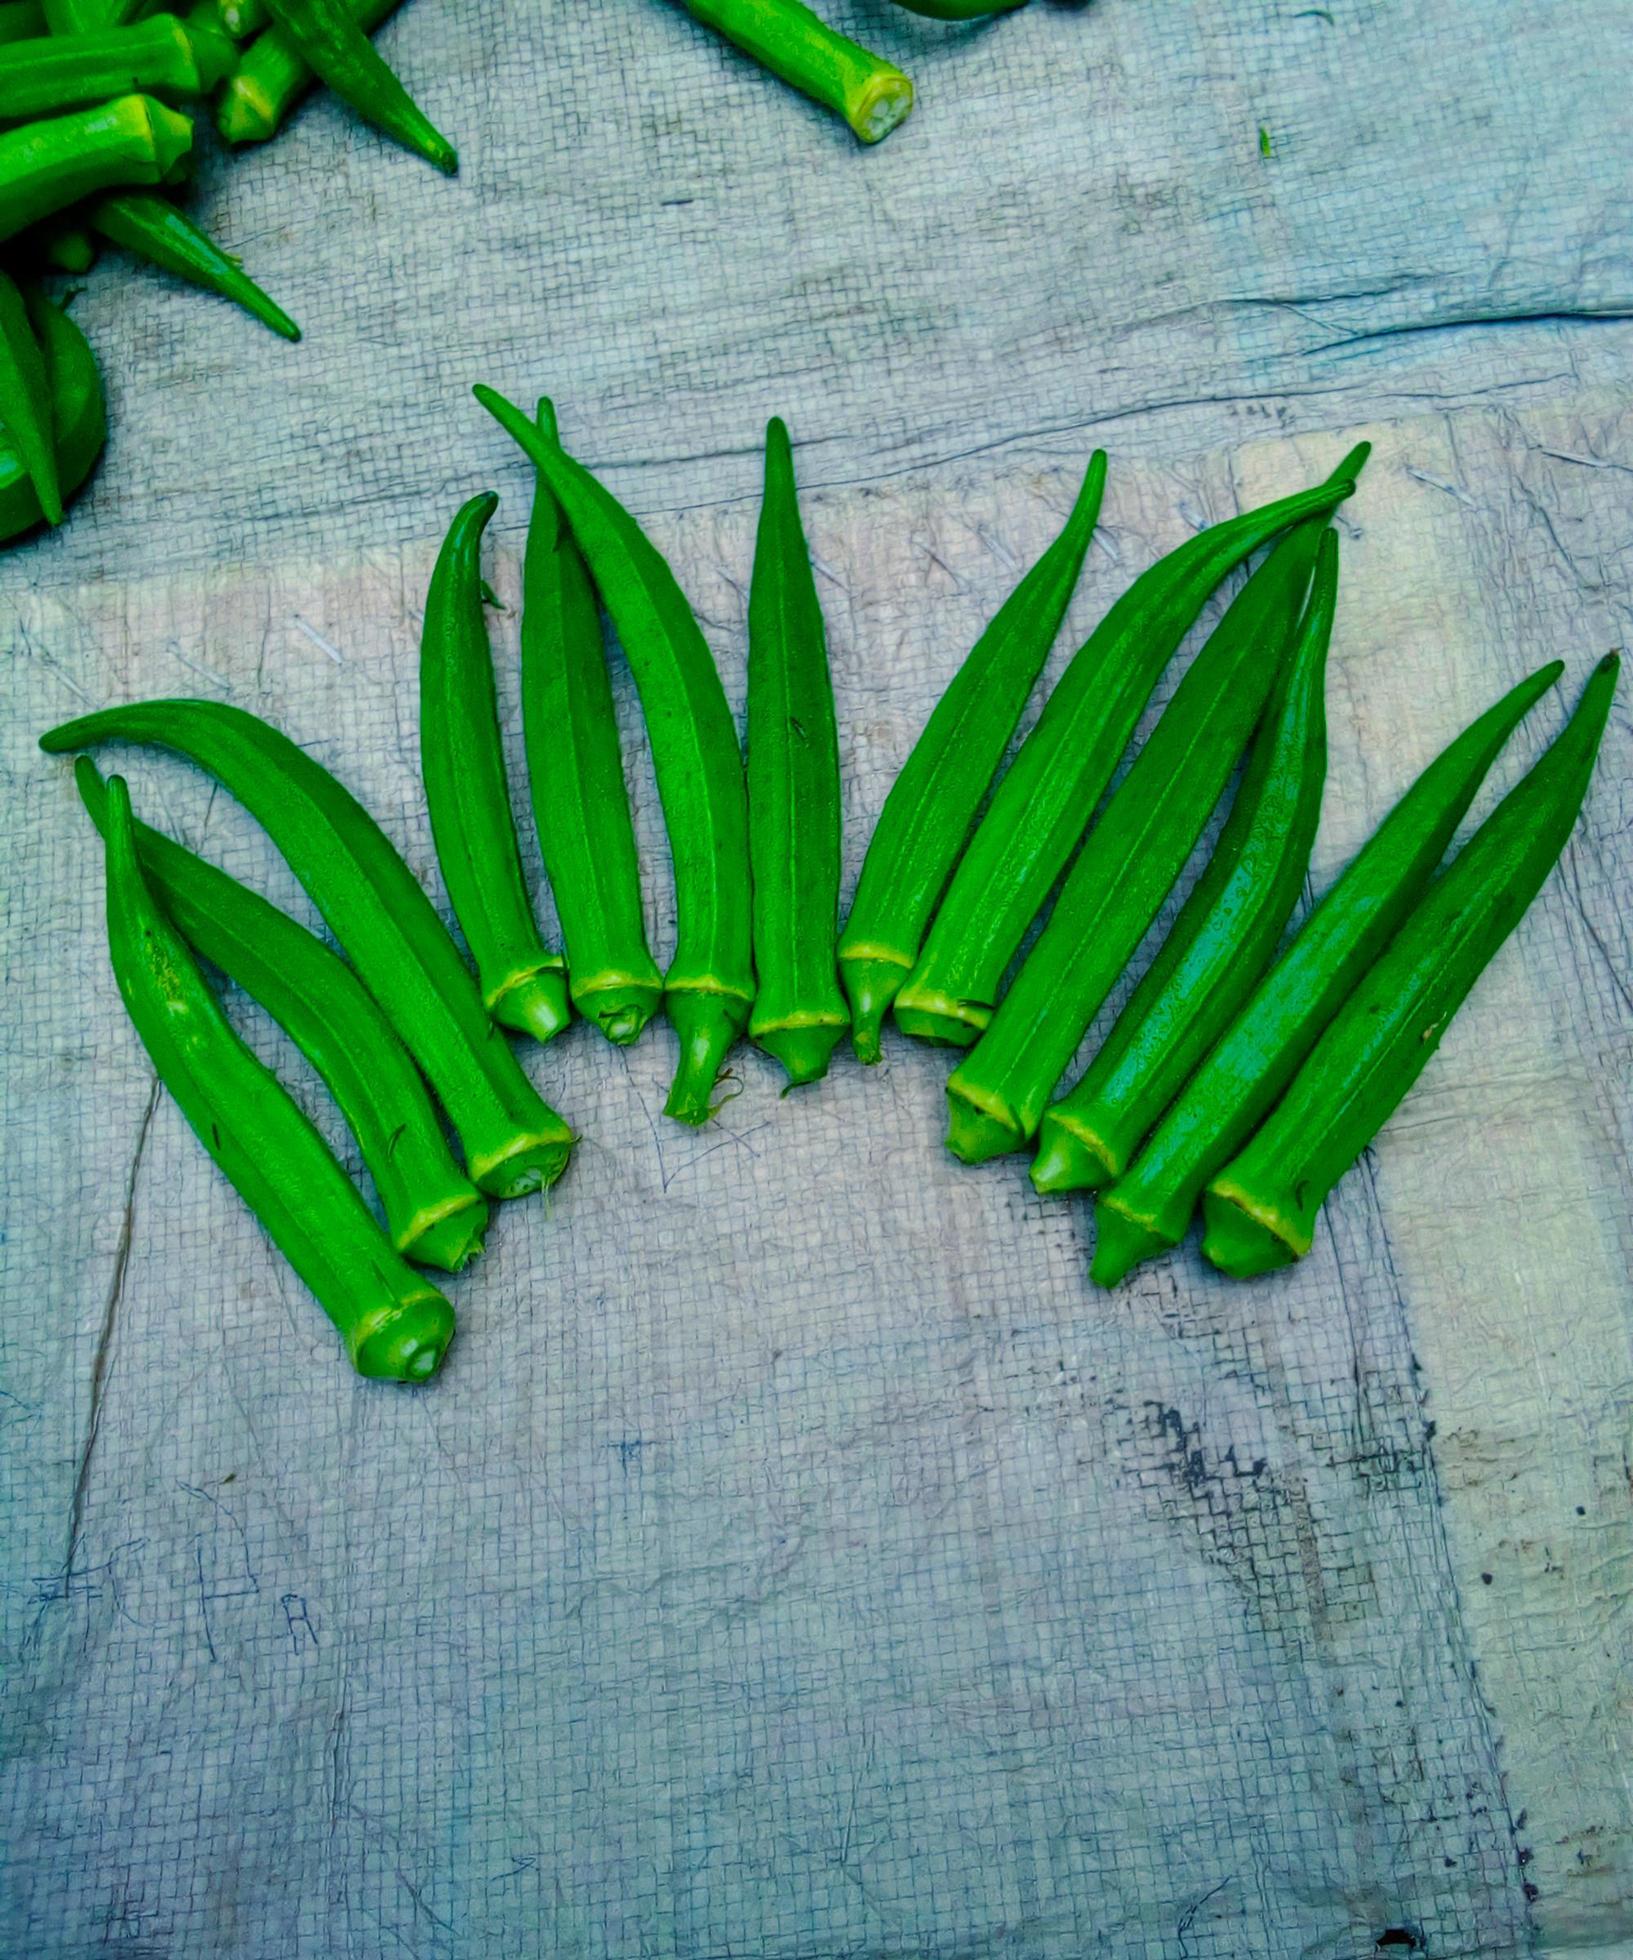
[217,0,397,143]
[0,94,193,243]
[679,0,913,145]
[0,12,234,120]
[521,400,662,1045]
[1203,654,1619,1278]
[88,192,301,340]
[747,416,847,1086]
[945,520,1324,1164]
[96,773,456,1382]
[40,699,574,1198]
[838,450,1107,1062]
[74,758,489,1271]
[894,444,1369,1047]
[260,0,455,171]
[1032,530,1338,1196]
[421,491,571,1045]
[0,267,61,526]
[476,385,754,1125]
[0,286,104,542]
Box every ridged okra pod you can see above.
[40,699,574,1197]
[838,450,1106,1062]
[75,757,489,1272]
[217,0,396,143]
[421,491,571,1045]
[746,416,847,1086]
[1032,530,1338,1196]
[260,0,455,170]
[945,521,1324,1164]
[1203,655,1618,1279]
[41,0,143,32]
[679,0,913,144]
[476,385,754,1125]
[0,266,60,526]
[1090,660,1566,1287]
[894,444,1369,1047]
[0,287,104,542]
[520,400,662,1046]
[0,93,193,242]
[89,191,301,340]
[96,773,456,1382]
[0,12,233,120]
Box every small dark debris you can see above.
[1481,1572,1494,1584]
[1375,1931,1421,1953]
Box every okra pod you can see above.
[945,521,1324,1164]
[0,286,104,542]
[217,0,395,143]
[1090,660,1566,1287]
[1203,654,1619,1278]
[888,0,1026,15]
[75,758,489,1272]
[0,13,234,120]
[89,191,301,340]
[894,445,1369,1047]
[40,699,574,1198]
[0,94,193,242]
[188,0,267,36]
[0,4,47,47]
[421,491,571,1046]
[838,450,1106,1062]
[520,399,663,1046]
[260,0,455,171]
[678,0,913,145]
[746,416,847,1086]
[41,0,143,32]
[1032,530,1337,1195]
[96,773,456,1382]
[0,266,61,526]
[476,385,755,1125]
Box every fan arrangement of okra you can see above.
[40,391,1617,1385]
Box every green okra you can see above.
[0,4,47,47]
[216,0,395,143]
[421,491,572,1046]
[188,0,267,36]
[838,450,1107,1063]
[520,398,663,1047]
[40,699,574,1198]
[89,191,301,340]
[74,757,489,1272]
[945,520,1325,1165]
[0,93,193,243]
[0,12,233,120]
[95,772,456,1382]
[260,0,454,170]
[40,0,143,32]
[33,215,95,268]
[888,0,1026,15]
[678,0,913,144]
[1032,529,1338,1196]
[1203,654,1619,1279]
[894,444,1370,1047]
[476,385,755,1125]
[1090,660,1567,1288]
[746,415,847,1086]
[0,286,104,542]
[0,266,61,526]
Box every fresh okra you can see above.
[893,446,1369,1048]
[746,416,848,1086]
[40,699,575,1198]
[421,491,572,1046]
[1203,654,1619,1278]
[188,0,267,36]
[95,772,456,1382]
[678,0,914,145]
[0,266,61,526]
[838,450,1107,1063]
[0,12,234,121]
[217,0,396,143]
[1090,660,1568,1287]
[0,286,104,541]
[945,520,1325,1165]
[88,191,301,340]
[476,386,756,1125]
[40,0,143,32]
[74,757,490,1272]
[1031,529,1338,1196]
[260,0,455,171]
[0,93,193,243]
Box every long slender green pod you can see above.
[0,267,61,526]
[74,757,488,1272]
[89,192,301,340]
[217,0,396,143]
[746,416,847,1086]
[259,0,455,171]
[421,492,571,1046]
[95,773,456,1382]
[1032,530,1338,1196]
[40,0,143,32]
[0,287,104,543]
[40,699,574,1197]
[520,400,662,1047]
[476,385,754,1125]
[1090,660,1567,1286]
[1203,655,1619,1278]
[0,94,193,243]
[894,445,1369,1047]
[838,450,1107,1062]
[679,0,913,144]
[0,13,233,119]
[945,521,1324,1165]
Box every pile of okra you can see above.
[41,394,1618,1384]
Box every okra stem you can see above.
[0,13,234,120]
[0,286,104,542]
[678,0,914,144]
[217,0,396,143]
[0,267,61,525]
[261,0,455,171]
[89,191,301,340]
[0,93,193,243]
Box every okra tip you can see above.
[944,1078,1024,1165]
[350,1293,456,1383]
[1088,1195,1168,1289]
[663,989,749,1126]
[1200,1185,1301,1280]
[1029,1111,1116,1196]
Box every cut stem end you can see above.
[663,988,749,1126]
[574,974,664,1047]
[1201,1188,1300,1280]
[945,1082,1024,1164]
[754,1016,847,1089]
[1030,1111,1117,1195]
[350,1294,455,1383]
[893,983,988,1048]
[840,954,910,1065]
[1089,1197,1168,1289]
[490,969,573,1046]
[400,1193,489,1274]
